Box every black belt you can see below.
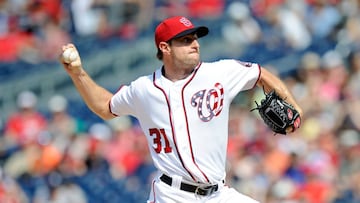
[160,174,218,196]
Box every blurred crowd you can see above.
[226,47,360,203]
[0,0,360,203]
[0,90,155,202]
[0,0,224,63]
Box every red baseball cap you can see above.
[155,16,209,48]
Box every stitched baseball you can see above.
[62,48,78,63]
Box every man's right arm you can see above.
[60,43,116,120]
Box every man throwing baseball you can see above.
[60,16,302,203]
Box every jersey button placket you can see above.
[169,85,192,168]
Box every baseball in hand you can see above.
[62,48,78,64]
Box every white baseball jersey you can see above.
[110,59,260,184]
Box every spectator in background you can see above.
[110,0,155,40]
[187,0,225,20]
[71,0,103,37]
[86,122,112,172]
[156,0,224,21]
[89,0,123,38]
[48,181,87,203]
[295,51,324,115]
[320,50,348,102]
[250,0,284,17]
[221,2,262,57]
[72,0,155,40]
[334,130,360,203]
[117,0,155,40]
[339,0,360,17]
[2,91,49,181]
[41,94,81,175]
[17,0,56,63]
[293,149,335,203]
[38,19,71,62]
[0,14,37,62]
[333,7,360,51]
[0,168,29,203]
[261,4,312,51]
[337,49,360,131]
[4,90,47,147]
[47,94,78,139]
[104,116,148,178]
[36,0,64,24]
[304,0,342,39]
[155,0,188,21]
[58,133,89,176]
[0,0,8,36]
[0,0,69,63]
[0,0,18,62]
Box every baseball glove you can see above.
[251,90,301,135]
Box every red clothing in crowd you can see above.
[187,0,225,19]
[5,111,47,145]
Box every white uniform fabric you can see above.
[110,59,260,202]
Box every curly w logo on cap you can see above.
[179,17,192,27]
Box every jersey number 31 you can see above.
[149,128,172,154]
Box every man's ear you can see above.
[159,41,170,54]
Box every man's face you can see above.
[169,33,201,69]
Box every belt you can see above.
[160,174,218,196]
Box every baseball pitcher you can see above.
[60,16,302,203]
